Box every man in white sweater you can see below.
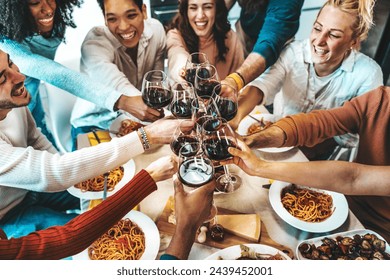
[0,49,180,238]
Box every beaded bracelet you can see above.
[138,127,150,150]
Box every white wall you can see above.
[55,0,104,70]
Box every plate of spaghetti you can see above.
[269,181,348,233]
[110,114,147,139]
[237,113,293,153]
[205,244,291,260]
[67,159,136,200]
[72,210,160,260]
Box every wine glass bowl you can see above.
[212,84,238,122]
[170,120,200,156]
[184,52,209,85]
[141,70,172,110]
[178,144,214,188]
[194,65,220,100]
[170,82,196,119]
[201,117,237,161]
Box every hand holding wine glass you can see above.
[142,70,172,110]
[177,143,217,222]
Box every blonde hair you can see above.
[320,0,376,47]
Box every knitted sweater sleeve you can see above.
[0,130,144,192]
[274,88,380,147]
[0,169,157,260]
[0,37,121,111]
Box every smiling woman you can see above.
[166,0,244,82]
[229,0,383,161]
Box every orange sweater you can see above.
[275,86,390,242]
[0,170,157,259]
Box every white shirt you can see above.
[249,39,383,147]
[0,108,144,219]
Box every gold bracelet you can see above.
[227,73,244,91]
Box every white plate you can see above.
[109,114,149,139]
[269,181,349,233]
[296,229,390,260]
[67,159,136,200]
[72,210,160,260]
[237,113,293,153]
[205,244,291,260]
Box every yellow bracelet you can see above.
[227,73,244,91]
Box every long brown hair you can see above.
[167,0,231,62]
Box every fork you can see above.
[92,129,109,200]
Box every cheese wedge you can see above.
[216,214,261,242]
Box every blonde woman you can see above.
[230,0,383,160]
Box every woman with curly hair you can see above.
[166,0,244,83]
[0,0,160,148]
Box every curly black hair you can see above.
[96,0,143,14]
[0,0,83,42]
[167,0,231,62]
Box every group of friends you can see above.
[0,0,388,260]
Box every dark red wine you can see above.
[195,80,220,99]
[142,86,172,109]
[170,97,195,118]
[178,157,214,188]
[215,98,237,121]
[185,68,197,85]
[170,135,199,156]
[202,138,237,161]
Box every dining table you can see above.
[76,106,365,260]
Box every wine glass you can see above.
[184,52,209,85]
[201,117,242,193]
[177,143,217,222]
[211,84,238,122]
[141,70,172,110]
[170,119,200,156]
[194,64,220,100]
[170,82,196,119]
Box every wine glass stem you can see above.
[223,164,232,182]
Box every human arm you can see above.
[223,140,390,197]
[166,29,190,83]
[0,154,178,260]
[242,87,372,149]
[80,29,163,121]
[0,115,183,192]
[223,0,304,90]
[0,37,122,111]
[162,177,215,260]
[228,85,264,130]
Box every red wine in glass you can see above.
[202,137,237,161]
[170,135,200,156]
[214,98,237,121]
[142,86,172,109]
